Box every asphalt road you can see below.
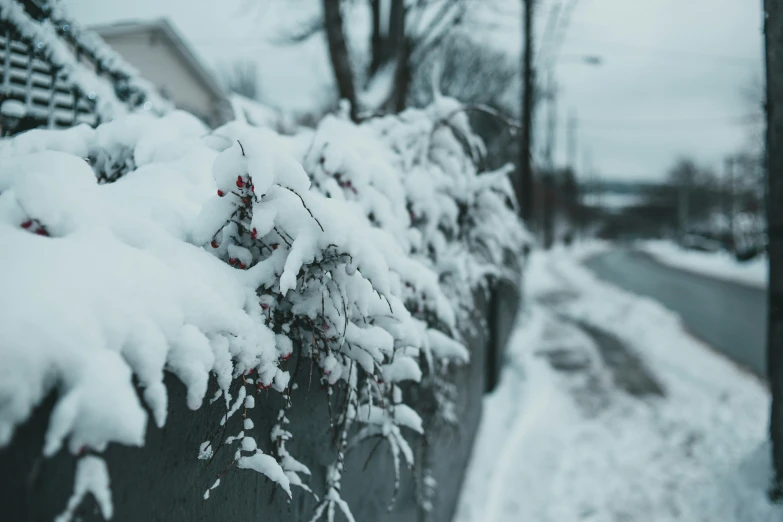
[584,248,768,377]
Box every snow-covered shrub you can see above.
[300,97,527,513]
[0,96,526,521]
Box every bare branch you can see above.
[268,14,325,45]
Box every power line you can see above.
[536,0,563,66]
[579,123,758,133]
[580,114,761,126]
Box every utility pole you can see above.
[566,111,577,175]
[519,0,535,223]
[541,70,557,248]
[764,0,783,501]
[678,178,690,244]
[544,71,557,172]
[724,156,736,253]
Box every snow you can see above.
[56,456,113,522]
[0,99,27,118]
[229,95,292,132]
[237,452,291,497]
[455,248,781,522]
[640,239,768,288]
[0,95,526,520]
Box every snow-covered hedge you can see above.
[0,97,526,521]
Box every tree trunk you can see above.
[388,0,405,61]
[519,0,535,223]
[369,0,404,75]
[369,0,383,75]
[323,0,358,120]
[765,0,783,501]
[371,0,409,112]
[390,38,410,112]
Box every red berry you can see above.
[236,176,244,188]
[217,190,225,197]
[239,262,246,269]
[251,185,255,193]
[36,229,48,236]
[261,303,269,311]
[271,243,279,250]
[282,352,291,361]
[21,220,32,229]
[211,240,219,249]
[250,228,257,239]
[228,258,237,265]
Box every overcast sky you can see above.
[68,0,765,182]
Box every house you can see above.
[91,18,232,127]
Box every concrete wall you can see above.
[0,281,519,522]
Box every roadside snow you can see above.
[640,239,767,289]
[455,249,780,522]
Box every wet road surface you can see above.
[584,248,768,377]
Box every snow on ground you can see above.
[455,248,781,522]
[639,239,767,289]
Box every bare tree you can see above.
[764,0,783,501]
[278,0,468,116]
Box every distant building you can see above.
[92,18,231,127]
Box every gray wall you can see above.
[0,282,519,522]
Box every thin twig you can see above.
[284,186,325,232]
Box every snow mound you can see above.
[639,239,767,288]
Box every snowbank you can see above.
[640,239,767,288]
[456,249,780,522]
[0,98,526,521]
